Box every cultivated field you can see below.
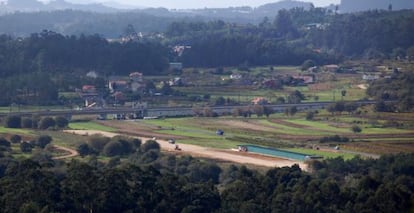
[87,108,414,159]
[2,63,412,166]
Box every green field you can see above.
[135,114,414,157]
[1,107,411,162]
[284,148,356,160]
[144,118,239,148]
[69,122,116,132]
[0,127,33,135]
[142,117,361,158]
[286,119,352,133]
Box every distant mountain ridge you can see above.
[2,0,414,15]
[0,0,319,26]
[339,0,414,12]
[1,0,414,38]
[1,0,315,15]
[2,0,121,13]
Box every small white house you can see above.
[362,74,380,81]
[230,73,242,80]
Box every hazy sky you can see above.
[61,0,341,9]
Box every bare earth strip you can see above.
[63,130,307,170]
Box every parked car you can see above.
[168,139,175,144]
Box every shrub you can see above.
[383,120,402,128]
[10,135,22,143]
[187,162,222,184]
[351,125,362,133]
[301,59,316,71]
[5,115,21,128]
[140,150,160,163]
[107,156,121,168]
[287,106,297,116]
[38,117,56,129]
[0,138,11,147]
[141,140,160,153]
[117,138,134,155]
[276,97,285,104]
[306,111,315,120]
[31,115,41,129]
[103,141,124,157]
[36,135,52,148]
[77,143,93,157]
[263,106,274,118]
[55,116,69,128]
[87,134,110,153]
[21,117,33,128]
[320,135,349,143]
[20,142,33,153]
[130,138,142,150]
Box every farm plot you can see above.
[87,117,356,159]
[74,111,414,158]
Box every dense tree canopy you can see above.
[1,139,414,212]
[367,70,414,112]
[308,10,414,57]
[0,31,169,78]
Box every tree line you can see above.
[0,31,169,106]
[1,128,414,213]
[166,9,414,68]
[308,9,414,57]
[0,31,169,78]
[0,9,181,38]
[0,9,413,107]
[1,9,412,78]
[0,140,413,212]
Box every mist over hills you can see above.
[2,0,414,15]
[0,0,315,15]
[0,0,316,37]
[1,0,121,13]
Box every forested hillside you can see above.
[0,31,169,105]
[0,9,413,106]
[0,31,169,78]
[367,70,414,112]
[308,10,414,56]
[0,145,413,212]
[168,9,414,67]
[0,9,413,76]
[1,2,413,38]
[4,9,413,77]
[0,10,183,37]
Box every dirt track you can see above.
[52,145,79,160]
[64,130,307,170]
